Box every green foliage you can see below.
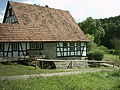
[86,34,109,54]
[99,15,120,49]
[98,46,110,54]
[79,17,97,35]
[79,15,120,50]
[87,42,97,52]
[93,51,104,61]
[87,52,94,60]
[0,63,78,76]
[87,51,104,61]
[110,38,120,60]
[0,70,120,90]
[79,17,105,45]
[103,54,116,60]
[86,34,97,51]
[86,34,108,61]
[108,69,120,77]
[86,34,94,42]
[109,49,115,54]
[114,60,120,67]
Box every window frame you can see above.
[0,43,4,51]
[30,42,43,50]
[12,43,19,51]
[56,42,86,57]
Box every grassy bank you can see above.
[0,63,77,76]
[103,54,116,60]
[0,70,120,90]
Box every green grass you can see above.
[0,70,120,90]
[103,54,116,60]
[0,63,75,76]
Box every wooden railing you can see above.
[37,59,116,69]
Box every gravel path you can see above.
[0,69,113,80]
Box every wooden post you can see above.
[41,60,43,69]
[113,61,115,68]
[71,61,72,68]
[35,59,37,69]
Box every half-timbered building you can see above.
[0,1,89,60]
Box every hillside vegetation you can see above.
[99,15,120,49]
[79,15,120,60]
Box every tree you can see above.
[111,38,120,60]
[86,34,97,52]
[99,15,120,49]
[86,34,109,54]
[79,17,105,45]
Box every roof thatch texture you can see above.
[0,1,89,42]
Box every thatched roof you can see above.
[0,1,89,42]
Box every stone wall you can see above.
[54,61,88,69]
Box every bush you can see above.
[87,51,104,61]
[109,49,115,54]
[87,52,94,60]
[98,46,110,54]
[93,51,104,61]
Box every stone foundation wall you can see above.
[54,61,88,69]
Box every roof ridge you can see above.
[9,1,69,12]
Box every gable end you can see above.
[3,1,18,24]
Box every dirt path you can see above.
[0,69,113,80]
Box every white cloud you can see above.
[22,0,35,4]
[22,0,120,22]
[1,0,119,23]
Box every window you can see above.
[30,42,43,50]
[11,16,18,24]
[9,8,13,16]
[57,42,86,57]
[76,42,81,51]
[12,43,19,51]
[63,42,67,47]
[70,42,75,51]
[0,43,3,51]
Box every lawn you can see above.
[0,63,79,76]
[103,54,117,60]
[0,70,120,90]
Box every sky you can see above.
[0,0,120,23]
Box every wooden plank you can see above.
[37,59,114,63]
[102,63,119,69]
[0,56,30,62]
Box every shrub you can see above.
[109,49,115,54]
[87,51,104,61]
[87,52,94,60]
[98,46,110,54]
[87,42,97,52]
[93,51,104,61]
